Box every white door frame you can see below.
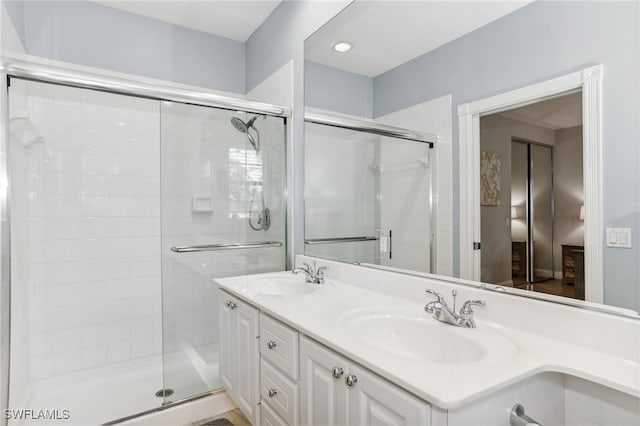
[458,65,603,303]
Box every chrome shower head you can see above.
[230,116,259,151]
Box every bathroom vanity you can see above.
[215,257,640,426]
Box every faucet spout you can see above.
[424,289,484,328]
[292,261,327,284]
[429,302,459,326]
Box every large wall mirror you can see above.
[303,0,640,316]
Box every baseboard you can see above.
[534,268,554,278]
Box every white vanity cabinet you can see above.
[259,313,300,425]
[300,336,431,426]
[218,288,431,426]
[219,290,260,425]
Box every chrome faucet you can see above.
[292,261,327,284]
[424,289,485,328]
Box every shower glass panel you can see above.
[530,144,554,282]
[6,78,287,424]
[159,102,286,403]
[304,122,432,272]
[304,123,378,264]
[7,79,164,424]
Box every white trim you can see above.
[458,65,603,304]
[119,392,235,425]
[1,53,291,117]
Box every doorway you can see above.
[478,92,584,299]
[458,65,603,303]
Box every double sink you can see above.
[235,272,519,365]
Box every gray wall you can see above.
[553,126,585,273]
[374,1,639,311]
[3,0,25,44]
[4,0,246,93]
[305,60,373,118]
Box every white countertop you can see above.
[215,270,640,409]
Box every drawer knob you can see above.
[331,367,344,379]
[267,340,277,349]
[345,374,358,387]
[228,301,237,309]
[268,388,278,397]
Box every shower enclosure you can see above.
[3,67,287,424]
[304,117,435,273]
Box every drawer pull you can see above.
[267,340,277,349]
[345,374,358,387]
[227,301,237,309]
[268,388,278,397]
[331,367,344,379]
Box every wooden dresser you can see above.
[561,244,584,284]
[512,241,527,278]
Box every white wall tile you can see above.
[107,340,131,364]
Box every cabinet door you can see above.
[300,337,349,426]
[234,298,260,425]
[349,365,430,426]
[219,291,236,397]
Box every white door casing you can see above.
[458,65,603,303]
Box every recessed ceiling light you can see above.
[333,42,352,53]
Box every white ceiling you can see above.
[305,1,532,77]
[498,92,583,130]
[93,1,281,42]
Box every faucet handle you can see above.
[302,262,314,273]
[425,289,445,313]
[316,265,328,276]
[460,300,485,315]
[425,289,444,303]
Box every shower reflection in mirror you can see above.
[304,120,435,273]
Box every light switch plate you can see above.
[606,228,632,248]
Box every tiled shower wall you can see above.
[9,80,162,393]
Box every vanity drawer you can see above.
[260,399,288,426]
[260,313,299,379]
[260,359,299,425]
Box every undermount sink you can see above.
[339,307,518,364]
[242,274,324,296]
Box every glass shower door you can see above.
[159,102,286,403]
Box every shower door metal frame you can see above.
[0,58,291,422]
[0,71,11,426]
[1,59,291,117]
